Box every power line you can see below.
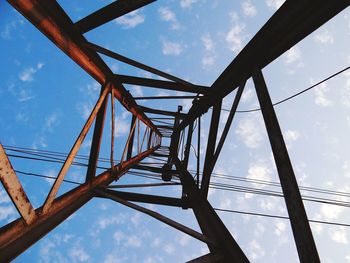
[214,208,350,228]
[14,168,350,228]
[221,65,350,113]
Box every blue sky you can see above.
[1,0,350,262]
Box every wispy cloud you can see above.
[201,33,216,68]
[314,30,335,45]
[236,115,263,148]
[242,1,257,17]
[158,7,180,30]
[19,62,44,82]
[115,10,145,28]
[180,0,198,8]
[265,0,285,10]
[226,24,246,54]
[162,40,183,56]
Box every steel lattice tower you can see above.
[1,1,350,262]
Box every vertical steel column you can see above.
[200,100,222,198]
[86,84,109,181]
[127,115,137,160]
[183,122,194,168]
[252,68,320,263]
[173,157,249,262]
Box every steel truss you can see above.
[1,0,349,262]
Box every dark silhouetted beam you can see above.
[253,69,319,262]
[187,253,224,263]
[179,0,350,130]
[95,189,213,245]
[75,0,156,33]
[96,189,186,207]
[134,95,197,100]
[173,157,249,262]
[86,42,192,86]
[116,74,208,94]
[140,106,187,118]
[200,100,222,198]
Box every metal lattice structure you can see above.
[1,0,350,262]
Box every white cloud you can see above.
[162,40,183,56]
[265,0,285,10]
[242,1,257,17]
[44,112,61,132]
[158,7,180,30]
[284,130,300,148]
[69,246,90,262]
[201,55,216,67]
[115,10,145,28]
[115,10,145,29]
[19,62,44,82]
[314,30,334,45]
[201,34,214,51]
[313,82,332,107]
[330,227,348,244]
[130,85,143,97]
[284,47,302,64]
[127,235,142,247]
[320,204,343,220]
[275,221,286,236]
[164,243,175,254]
[247,163,271,186]
[226,24,245,54]
[201,33,216,67]
[180,0,197,8]
[236,115,263,148]
[249,240,265,260]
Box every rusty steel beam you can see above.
[42,86,110,213]
[178,0,350,130]
[0,146,159,262]
[8,0,160,137]
[86,85,109,181]
[0,144,37,225]
[86,41,193,86]
[252,69,319,262]
[75,0,157,34]
[115,74,209,94]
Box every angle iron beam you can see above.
[140,106,187,118]
[116,74,208,94]
[127,115,137,160]
[252,68,319,262]
[43,85,110,213]
[86,84,109,181]
[85,41,192,86]
[0,146,159,262]
[75,0,157,33]
[0,144,37,225]
[96,189,187,207]
[212,82,245,165]
[134,95,197,100]
[8,0,160,137]
[183,122,193,168]
[173,157,249,262]
[95,188,213,245]
[186,253,224,263]
[200,100,222,198]
[178,0,350,131]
